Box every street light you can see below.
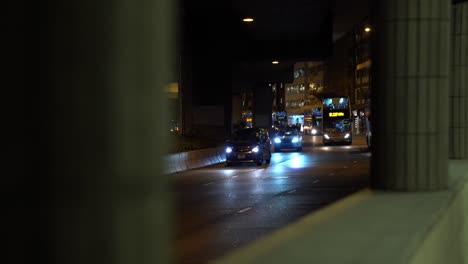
[364,26,371,32]
[242,17,254,22]
[272,61,279,64]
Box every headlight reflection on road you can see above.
[221,169,236,177]
[287,155,307,169]
[251,169,264,178]
[269,165,287,174]
[272,154,283,163]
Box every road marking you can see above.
[203,182,214,185]
[288,189,296,194]
[232,175,238,178]
[313,180,320,183]
[328,173,335,176]
[353,160,357,163]
[343,166,348,168]
[237,207,252,214]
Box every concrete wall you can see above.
[165,147,226,174]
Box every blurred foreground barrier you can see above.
[165,147,226,174]
[215,160,468,264]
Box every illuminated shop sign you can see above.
[329,112,345,117]
[246,118,253,122]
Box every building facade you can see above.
[285,61,326,130]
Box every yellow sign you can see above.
[329,112,345,117]
[246,118,252,122]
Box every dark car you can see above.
[273,128,302,152]
[225,128,272,166]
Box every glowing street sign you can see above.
[329,112,345,117]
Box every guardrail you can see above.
[165,147,226,174]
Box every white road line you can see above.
[313,180,320,183]
[328,173,335,176]
[237,207,252,214]
[204,182,214,185]
[288,190,296,194]
[232,175,238,178]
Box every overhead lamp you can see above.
[242,18,254,22]
[272,61,279,64]
[364,27,371,32]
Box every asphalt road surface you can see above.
[171,135,371,263]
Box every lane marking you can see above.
[288,189,296,194]
[203,182,214,185]
[232,175,238,178]
[353,160,357,163]
[313,180,320,183]
[237,207,252,214]
[328,173,335,176]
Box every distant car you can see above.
[273,128,302,152]
[225,128,272,166]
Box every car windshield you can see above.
[277,130,298,137]
[233,129,259,141]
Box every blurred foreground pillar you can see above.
[38,0,174,263]
[371,0,451,190]
[450,1,468,159]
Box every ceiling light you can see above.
[242,18,254,22]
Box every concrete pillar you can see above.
[232,94,242,133]
[450,2,468,159]
[35,0,173,263]
[253,84,273,129]
[371,0,451,190]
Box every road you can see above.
[171,135,371,264]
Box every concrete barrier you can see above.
[165,147,226,174]
[215,160,468,264]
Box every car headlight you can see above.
[311,129,317,134]
[252,146,260,153]
[292,137,299,143]
[324,134,330,139]
[274,137,281,143]
[344,133,350,139]
[225,147,232,153]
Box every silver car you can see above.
[273,129,302,152]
